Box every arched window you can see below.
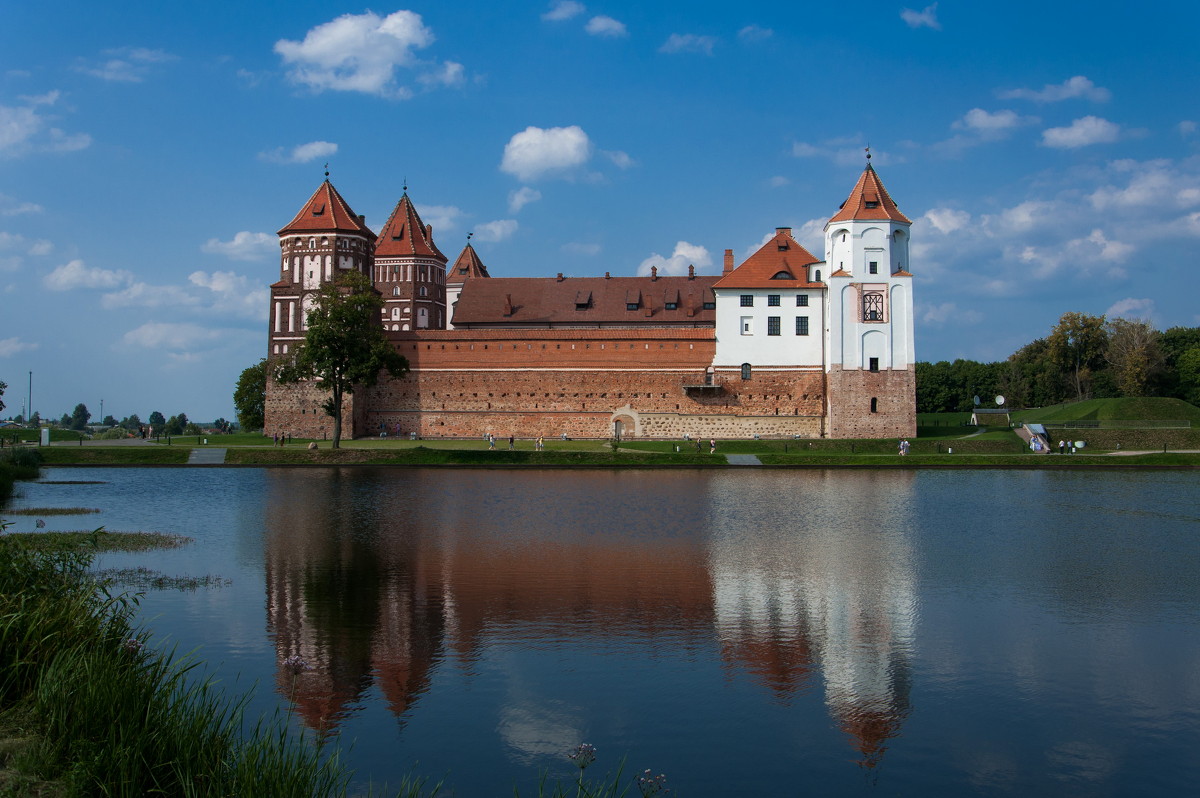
[391,307,401,320]
[741,363,752,380]
[870,397,878,413]
[419,286,428,297]
[392,287,400,296]
[771,271,793,280]
[814,269,822,282]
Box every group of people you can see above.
[272,432,289,447]
[486,433,546,450]
[898,439,911,456]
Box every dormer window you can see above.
[865,201,879,209]
[665,302,678,310]
[771,271,793,280]
[626,303,639,311]
[777,241,788,251]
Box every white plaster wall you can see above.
[713,289,825,367]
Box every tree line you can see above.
[917,313,1200,413]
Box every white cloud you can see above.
[562,242,600,256]
[416,204,463,234]
[418,61,465,88]
[80,47,176,83]
[660,34,717,55]
[1105,297,1155,320]
[738,25,773,43]
[585,16,627,37]
[274,10,437,97]
[1180,120,1197,138]
[999,75,1111,104]
[542,1,585,22]
[101,282,201,310]
[603,150,635,169]
[793,138,885,166]
[921,302,982,325]
[638,241,713,276]
[201,231,276,261]
[18,90,60,106]
[500,125,592,181]
[1087,160,1193,210]
[921,208,971,234]
[43,259,132,291]
[189,270,269,319]
[122,322,225,351]
[0,194,43,215]
[0,337,37,357]
[768,176,789,188]
[508,187,542,214]
[0,232,51,256]
[953,108,1037,137]
[900,4,941,30]
[473,219,518,242]
[1042,116,1120,148]
[0,96,91,159]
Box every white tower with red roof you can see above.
[373,190,448,331]
[823,160,917,438]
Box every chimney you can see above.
[723,249,734,275]
[557,272,564,282]
[651,265,658,281]
[644,295,654,317]
[426,224,434,239]
[358,215,366,226]
[688,264,695,280]
[605,272,611,279]
[503,294,513,316]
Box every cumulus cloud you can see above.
[603,150,635,169]
[189,270,269,319]
[0,194,43,215]
[122,322,226,351]
[1105,297,1155,320]
[0,232,52,256]
[659,34,717,55]
[472,219,518,242]
[43,259,132,291]
[259,140,338,164]
[0,337,37,357]
[562,242,600,256]
[417,60,465,88]
[586,16,627,37]
[768,176,789,188]
[542,1,585,22]
[738,25,773,43]
[921,302,982,325]
[201,232,276,261]
[900,4,941,30]
[274,10,437,97]
[101,282,197,310]
[793,138,887,166]
[79,47,176,82]
[1180,120,1197,138]
[508,187,542,214]
[953,108,1038,137]
[638,241,713,276]
[1042,116,1120,148]
[920,208,971,234]
[416,204,463,234]
[500,125,592,181]
[0,95,91,159]
[999,75,1111,104]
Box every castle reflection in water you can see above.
[263,468,917,767]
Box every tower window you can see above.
[815,270,822,281]
[865,201,879,209]
[740,295,754,307]
[869,261,878,275]
[741,363,752,380]
[870,397,878,413]
[869,357,880,372]
[863,291,884,322]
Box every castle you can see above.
[264,163,916,440]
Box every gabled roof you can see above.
[827,164,911,225]
[446,242,490,286]
[375,193,447,262]
[278,180,374,237]
[712,228,823,290]
[452,275,719,327]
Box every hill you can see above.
[1013,397,1200,426]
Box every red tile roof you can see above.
[712,228,824,289]
[278,180,374,236]
[447,243,490,286]
[827,164,911,225]
[375,193,447,262]
[451,275,719,327]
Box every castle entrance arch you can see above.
[611,411,637,440]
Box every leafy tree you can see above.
[1105,318,1163,397]
[184,422,203,435]
[148,411,166,429]
[1156,326,1200,399]
[1048,312,1108,401]
[120,413,143,431]
[29,411,40,428]
[12,414,23,425]
[276,270,408,448]
[233,359,267,432]
[59,413,71,428]
[0,379,6,414]
[102,414,118,427]
[70,403,91,431]
[163,413,189,436]
[1177,347,1200,406]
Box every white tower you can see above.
[823,161,917,438]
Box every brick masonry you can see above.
[825,365,917,439]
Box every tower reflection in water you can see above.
[263,468,917,767]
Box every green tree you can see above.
[0,379,6,414]
[163,413,189,436]
[102,414,118,427]
[1105,318,1163,397]
[29,411,40,428]
[1156,326,1200,399]
[70,403,91,430]
[212,417,231,433]
[1177,347,1200,406]
[276,270,408,448]
[233,359,267,432]
[1048,312,1108,401]
[120,413,142,431]
[148,411,166,429]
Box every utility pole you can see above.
[28,371,32,425]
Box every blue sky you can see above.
[3,1,1199,422]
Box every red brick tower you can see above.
[374,190,449,331]
[445,236,490,329]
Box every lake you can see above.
[5,466,1199,796]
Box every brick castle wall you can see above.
[825,365,917,439]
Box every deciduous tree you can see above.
[1105,318,1163,397]
[1048,312,1108,401]
[70,403,91,431]
[276,270,408,448]
[233,359,267,432]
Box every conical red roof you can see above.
[447,242,490,286]
[375,193,447,262]
[827,164,911,225]
[278,180,374,236]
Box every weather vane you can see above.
[467,231,473,242]
[324,162,329,178]
[865,144,871,162]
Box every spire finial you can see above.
[467,231,473,242]
[403,176,408,194]
[324,162,330,178]
[865,144,871,163]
